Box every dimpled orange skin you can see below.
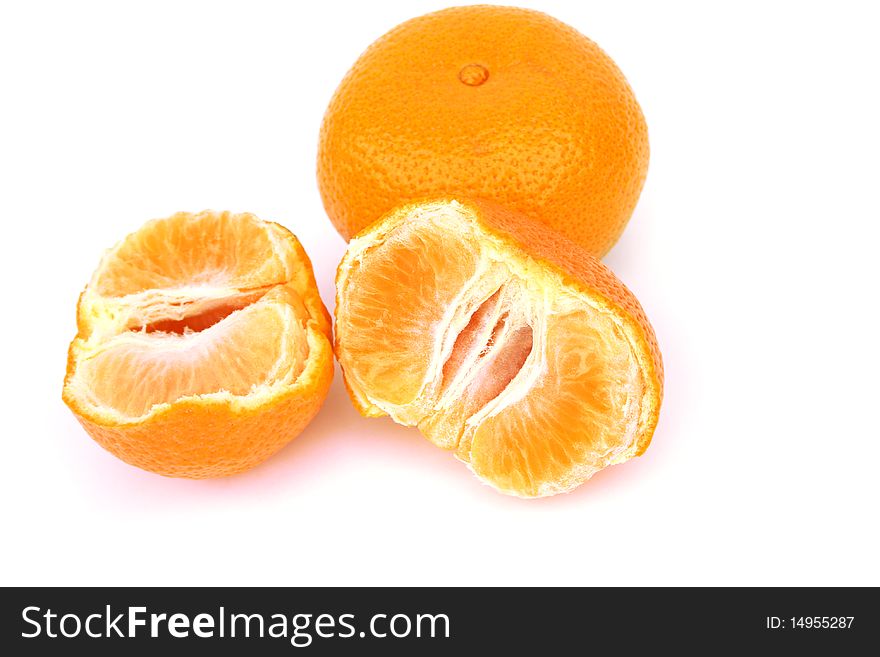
[318,5,649,257]
[64,331,333,479]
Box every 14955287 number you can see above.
[766,616,855,630]
[790,617,854,629]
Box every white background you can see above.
[1,1,878,586]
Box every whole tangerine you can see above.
[318,5,649,257]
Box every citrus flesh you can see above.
[335,199,662,497]
[318,5,649,257]
[63,210,333,478]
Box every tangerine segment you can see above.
[71,296,308,419]
[335,199,662,498]
[63,211,333,478]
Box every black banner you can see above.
[1,587,876,654]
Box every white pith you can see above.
[65,219,313,425]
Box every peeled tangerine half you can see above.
[335,199,663,498]
[63,211,333,478]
